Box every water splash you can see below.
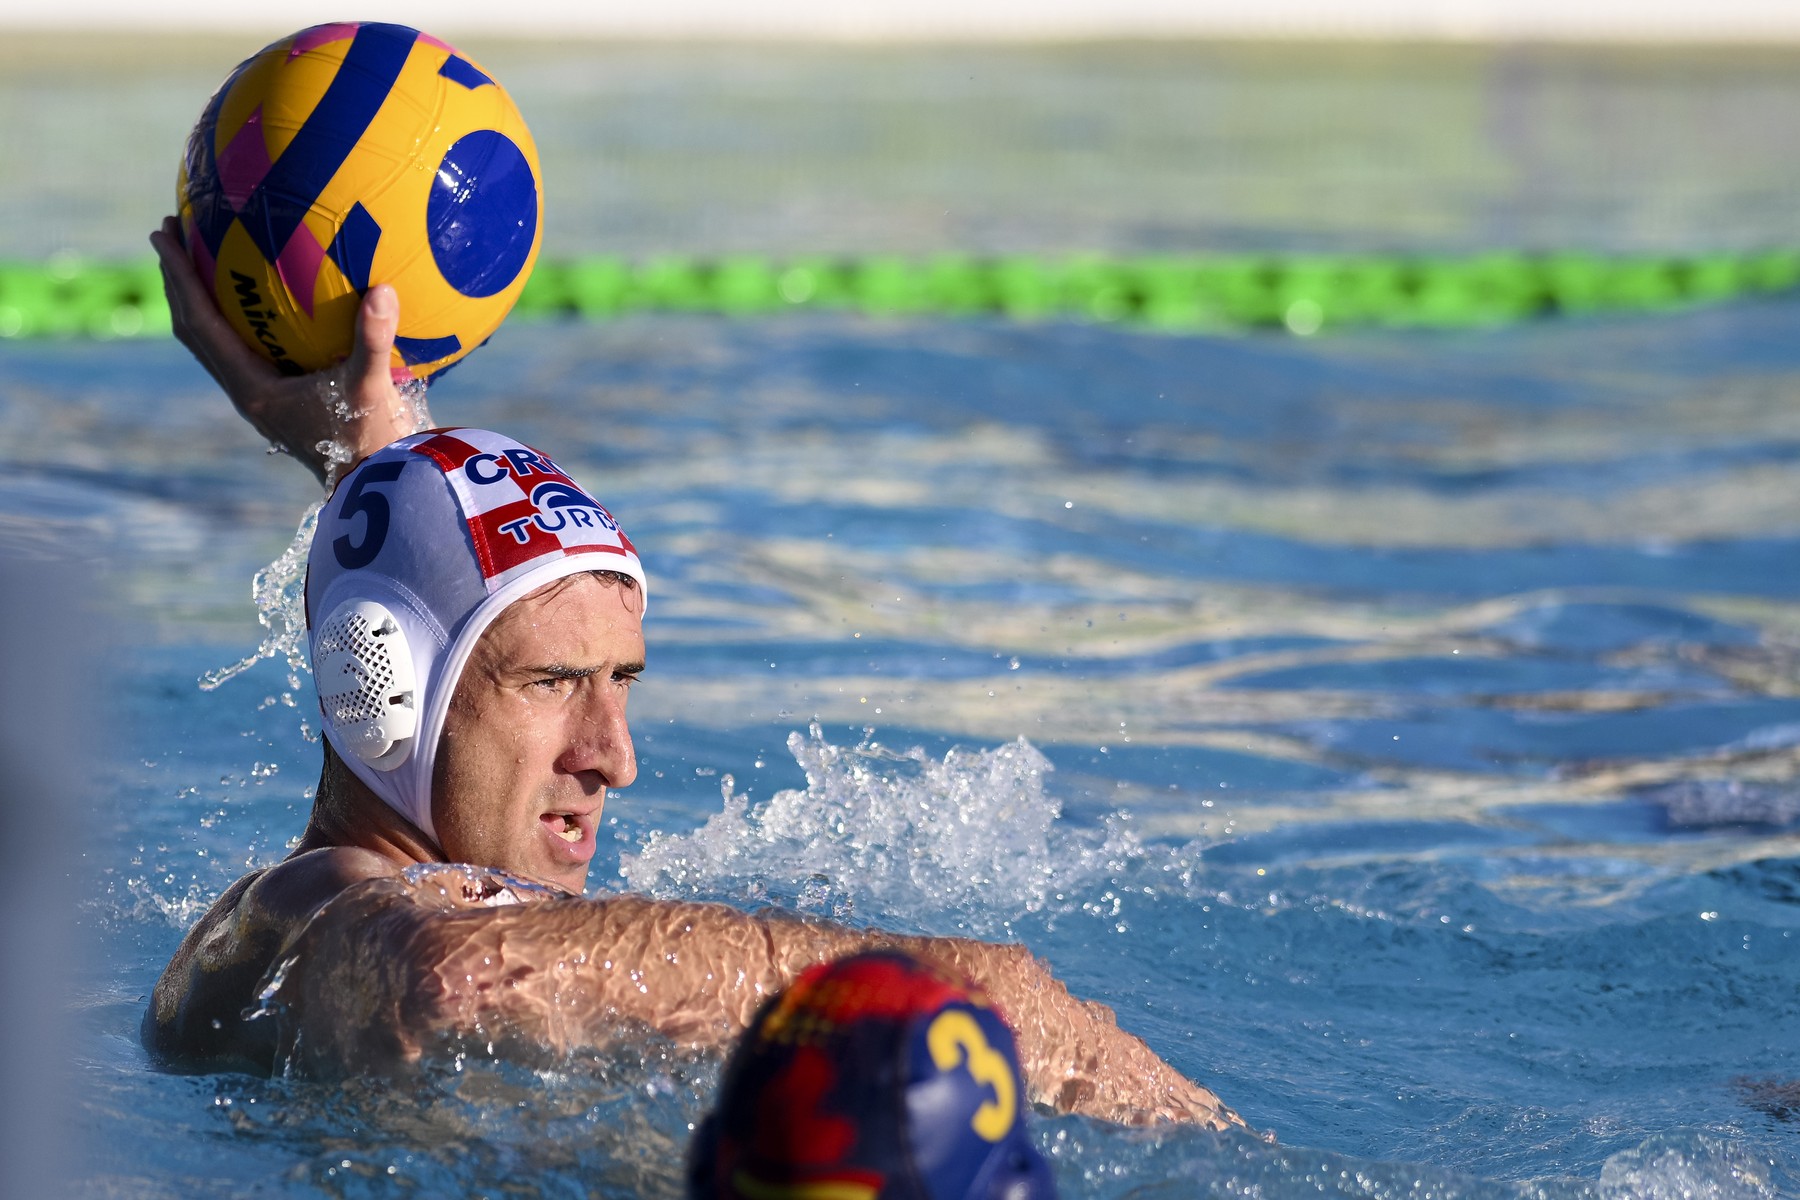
[317,376,434,489]
[199,375,433,693]
[199,501,321,692]
[621,724,1141,936]
[246,953,298,1025]
[96,874,219,929]
[1595,1133,1786,1200]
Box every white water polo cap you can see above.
[304,428,646,844]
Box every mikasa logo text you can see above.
[228,271,301,376]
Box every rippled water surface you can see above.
[3,33,1798,1200]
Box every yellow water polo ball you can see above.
[177,22,542,383]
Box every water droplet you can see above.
[199,503,324,693]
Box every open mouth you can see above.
[539,808,598,862]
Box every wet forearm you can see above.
[868,932,1244,1129]
[275,876,1240,1127]
[432,901,1243,1128]
[422,893,868,1049]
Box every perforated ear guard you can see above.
[313,598,418,769]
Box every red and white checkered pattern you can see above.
[410,429,639,594]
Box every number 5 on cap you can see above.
[333,459,406,569]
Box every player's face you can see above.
[432,572,644,893]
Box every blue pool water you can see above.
[5,33,1800,1200]
[21,294,1798,1198]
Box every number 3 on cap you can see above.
[926,1009,1017,1142]
[333,460,407,570]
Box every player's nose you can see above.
[560,685,636,789]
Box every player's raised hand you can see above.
[151,215,429,489]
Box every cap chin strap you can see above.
[314,598,419,770]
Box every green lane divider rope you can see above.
[5,250,1799,341]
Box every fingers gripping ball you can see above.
[177,22,542,383]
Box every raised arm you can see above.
[270,869,1245,1129]
[151,217,427,487]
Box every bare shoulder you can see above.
[143,846,400,1071]
[251,845,402,923]
[254,863,608,1073]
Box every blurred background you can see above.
[4,2,1800,263]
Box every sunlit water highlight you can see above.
[4,35,1799,1200]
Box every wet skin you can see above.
[145,592,1241,1125]
[432,574,645,895]
[142,217,1247,1129]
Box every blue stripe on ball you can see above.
[438,55,494,90]
[393,332,463,366]
[242,24,416,265]
[329,202,383,293]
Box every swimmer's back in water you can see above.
[141,215,1245,1131]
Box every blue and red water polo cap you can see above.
[689,950,1056,1200]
